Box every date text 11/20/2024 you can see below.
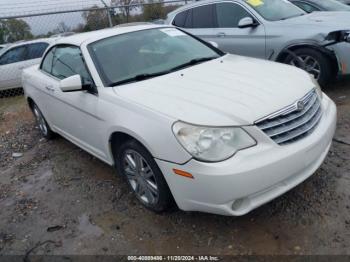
[127,255,220,261]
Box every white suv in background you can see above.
[0,39,53,91]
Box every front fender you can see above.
[100,93,192,165]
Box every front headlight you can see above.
[172,122,257,162]
[310,74,323,99]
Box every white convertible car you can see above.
[22,25,336,216]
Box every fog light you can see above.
[232,199,244,210]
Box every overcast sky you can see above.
[0,0,112,35]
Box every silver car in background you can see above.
[166,0,350,86]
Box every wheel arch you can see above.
[275,43,339,75]
[108,130,155,166]
[27,96,35,111]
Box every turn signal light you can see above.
[173,169,194,179]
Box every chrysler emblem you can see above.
[296,101,305,111]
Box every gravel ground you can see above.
[0,79,349,256]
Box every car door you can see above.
[212,2,266,59]
[0,45,28,90]
[172,4,217,44]
[38,45,106,160]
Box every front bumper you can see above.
[329,42,350,75]
[156,95,337,216]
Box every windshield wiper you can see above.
[111,56,218,87]
[168,56,218,72]
[111,71,170,86]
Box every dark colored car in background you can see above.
[339,0,350,5]
[291,0,350,12]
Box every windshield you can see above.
[88,28,221,86]
[245,0,305,21]
[316,0,350,10]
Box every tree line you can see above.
[0,19,33,44]
[0,0,181,44]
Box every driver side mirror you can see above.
[238,17,258,29]
[60,75,83,92]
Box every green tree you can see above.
[0,19,33,43]
[82,5,109,31]
[163,4,182,15]
[112,0,142,23]
[4,19,33,42]
[143,0,165,21]
[0,20,8,44]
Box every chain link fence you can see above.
[0,0,192,98]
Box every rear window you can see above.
[173,5,215,28]
[172,10,188,27]
[192,5,215,28]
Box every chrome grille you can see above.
[256,89,322,145]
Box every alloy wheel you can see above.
[290,55,321,80]
[122,149,159,205]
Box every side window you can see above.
[292,1,319,13]
[192,5,215,28]
[0,46,27,65]
[184,9,193,28]
[172,10,188,27]
[27,43,49,60]
[51,46,93,86]
[41,47,55,74]
[215,3,252,28]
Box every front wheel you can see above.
[284,48,334,87]
[115,139,173,212]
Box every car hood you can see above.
[277,11,350,30]
[113,54,314,126]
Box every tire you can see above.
[32,103,55,139]
[115,139,173,212]
[284,47,333,87]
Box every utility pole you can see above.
[100,0,113,27]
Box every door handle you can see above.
[45,85,55,92]
[216,32,226,37]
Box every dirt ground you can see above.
[0,79,349,257]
